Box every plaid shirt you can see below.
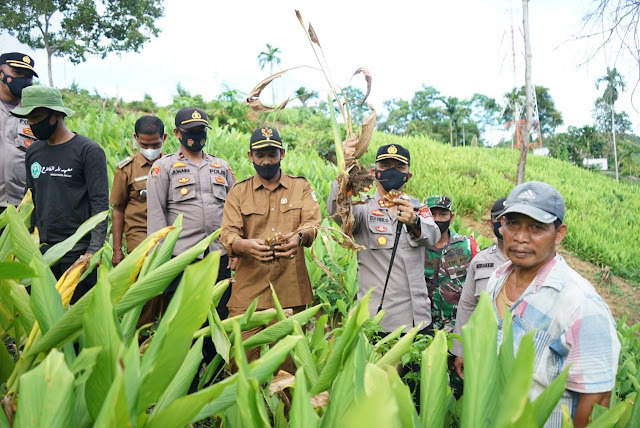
[487,254,620,428]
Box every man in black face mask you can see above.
[0,52,37,215]
[221,126,321,372]
[451,196,508,383]
[12,85,109,303]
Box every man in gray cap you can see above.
[0,52,38,214]
[487,181,619,428]
[12,85,108,303]
[452,196,508,378]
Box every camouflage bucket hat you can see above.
[425,195,452,211]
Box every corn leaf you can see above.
[83,266,124,421]
[420,329,449,428]
[42,211,108,266]
[13,349,75,428]
[137,251,219,413]
[290,367,319,428]
[28,257,62,335]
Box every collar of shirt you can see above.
[175,147,211,167]
[251,171,290,190]
[494,253,563,294]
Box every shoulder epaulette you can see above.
[117,156,133,169]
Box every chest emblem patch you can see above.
[172,161,186,168]
[375,225,388,232]
[377,236,387,246]
[180,187,189,195]
[371,209,384,216]
[30,162,42,179]
[177,177,190,184]
[377,199,387,208]
[210,162,222,168]
[24,139,33,148]
[23,127,34,137]
[215,176,226,184]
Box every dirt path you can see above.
[461,217,640,324]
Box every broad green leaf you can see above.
[587,400,631,428]
[146,214,183,271]
[387,365,420,428]
[28,258,62,335]
[70,346,102,388]
[493,332,535,427]
[0,262,35,280]
[137,252,219,413]
[530,368,569,427]
[92,364,130,428]
[242,304,323,350]
[13,349,75,428]
[83,266,124,421]
[0,340,15,384]
[290,367,319,428]
[212,278,230,307]
[120,303,144,345]
[7,279,35,332]
[461,292,500,428]
[209,308,231,364]
[6,205,45,266]
[121,337,141,428]
[42,211,108,266]
[375,323,419,368]
[78,248,104,283]
[343,363,399,427]
[0,404,8,428]
[420,330,449,428]
[291,320,319,385]
[152,337,204,416]
[498,302,515,389]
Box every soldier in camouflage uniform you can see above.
[423,195,478,332]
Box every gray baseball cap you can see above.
[497,181,565,224]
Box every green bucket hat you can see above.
[10,86,75,118]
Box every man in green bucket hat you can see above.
[11,85,108,303]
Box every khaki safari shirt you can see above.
[452,242,506,357]
[327,182,441,333]
[110,152,157,252]
[1,98,33,208]
[146,147,235,257]
[221,173,321,309]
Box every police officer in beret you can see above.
[328,142,441,335]
[0,52,37,214]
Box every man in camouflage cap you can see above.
[424,195,478,332]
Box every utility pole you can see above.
[517,0,533,185]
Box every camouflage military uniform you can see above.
[425,230,478,332]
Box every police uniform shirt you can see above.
[109,152,157,252]
[220,173,321,310]
[451,242,507,357]
[146,147,235,256]
[0,98,33,208]
[327,181,441,333]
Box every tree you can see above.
[470,94,502,135]
[258,43,281,105]
[596,66,625,181]
[440,96,462,146]
[294,86,318,109]
[517,0,533,185]
[341,86,371,124]
[0,0,163,86]
[502,86,563,138]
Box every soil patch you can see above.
[461,216,640,324]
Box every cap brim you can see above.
[251,141,283,150]
[179,120,211,130]
[6,62,39,78]
[376,154,409,164]
[10,105,75,118]
[497,203,557,223]
[429,204,451,210]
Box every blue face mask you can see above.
[375,168,409,192]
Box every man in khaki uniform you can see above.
[110,115,166,266]
[0,52,37,214]
[327,143,440,334]
[221,126,321,368]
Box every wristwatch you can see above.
[297,231,305,246]
[410,214,421,230]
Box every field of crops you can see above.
[1,103,639,426]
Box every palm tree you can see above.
[596,67,625,182]
[295,86,318,109]
[258,43,282,105]
[440,96,461,146]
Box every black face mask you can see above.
[30,110,59,141]
[375,168,409,192]
[1,73,32,99]
[492,221,503,240]
[179,130,207,152]
[254,161,281,180]
[435,220,450,234]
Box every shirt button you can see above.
[271,228,275,232]
[270,208,275,211]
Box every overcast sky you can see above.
[1,0,638,135]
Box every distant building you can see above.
[583,158,608,171]
[533,147,549,156]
